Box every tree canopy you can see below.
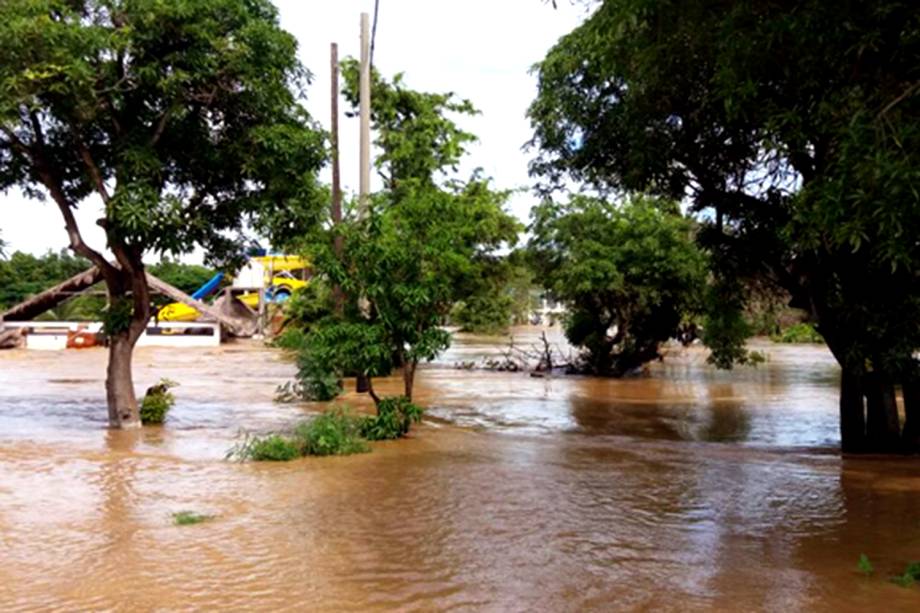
[528,0,920,452]
[529,195,706,375]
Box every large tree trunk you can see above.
[609,342,660,377]
[103,260,151,429]
[106,333,141,428]
[839,369,866,453]
[901,380,920,453]
[864,372,901,453]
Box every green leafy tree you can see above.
[451,291,514,335]
[450,252,541,334]
[0,0,325,427]
[298,65,519,416]
[313,179,519,403]
[529,195,706,375]
[450,254,519,335]
[528,0,920,453]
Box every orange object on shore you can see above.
[66,329,98,349]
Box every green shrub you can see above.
[360,396,424,441]
[292,407,369,456]
[772,322,823,344]
[294,344,343,401]
[173,511,213,526]
[140,378,178,425]
[272,326,307,351]
[228,407,370,461]
[273,345,342,404]
[240,434,301,461]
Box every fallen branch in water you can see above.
[454,332,575,374]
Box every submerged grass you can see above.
[890,561,920,588]
[173,511,213,526]
[858,553,874,576]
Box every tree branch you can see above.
[15,116,117,281]
[879,81,920,118]
[366,376,381,406]
[150,105,176,146]
[75,139,111,204]
[0,127,31,158]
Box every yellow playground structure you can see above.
[157,255,308,323]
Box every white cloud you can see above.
[0,0,587,259]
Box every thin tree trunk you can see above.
[366,376,381,409]
[902,380,920,452]
[865,372,901,452]
[839,369,866,453]
[403,360,416,401]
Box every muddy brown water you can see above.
[1,327,919,611]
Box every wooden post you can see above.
[358,12,371,217]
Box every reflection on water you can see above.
[0,331,919,611]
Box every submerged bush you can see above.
[772,322,823,344]
[295,346,342,401]
[293,407,369,456]
[140,378,178,425]
[275,356,343,403]
[229,407,369,461]
[360,396,424,441]
[240,434,301,461]
[273,336,343,404]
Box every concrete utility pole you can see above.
[355,13,372,394]
[330,42,344,314]
[331,42,342,232]
[358,11,371,217]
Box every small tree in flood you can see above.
[528,195,707,376]
[295,65,519,422]
[0,0,325,427]
[310,180,518,406]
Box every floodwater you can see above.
[1,328,919,611]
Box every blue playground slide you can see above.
[190,273,225,300]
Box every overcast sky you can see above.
[0,0,588,259]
